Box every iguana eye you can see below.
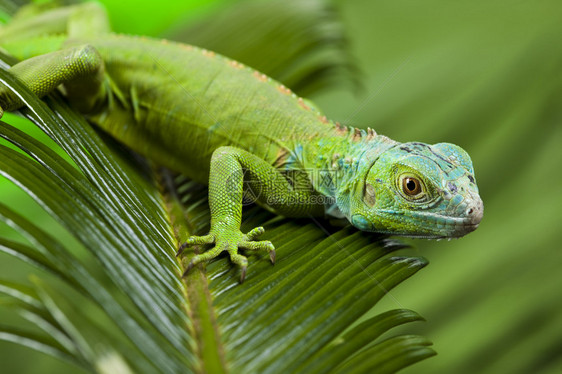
[402,177,422,196]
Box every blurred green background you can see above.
[1,0,561,373]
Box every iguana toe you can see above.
[239,239,275,264]
[245,226,265,240]
[176,234,215,256]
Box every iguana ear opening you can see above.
[433,143,474,174]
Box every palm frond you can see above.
[0,50,193,374]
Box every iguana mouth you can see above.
[392,222,480,239]
[373,207,483,239]
[450,222,480,237]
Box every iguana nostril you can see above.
[466,197,484,225]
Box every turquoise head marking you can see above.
[346,142,483,238]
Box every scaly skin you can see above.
[0,3,483,282]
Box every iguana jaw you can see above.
[350,211,482,239]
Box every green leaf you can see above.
[0,237,56,276]
[298,309,426,373]
[0,324,80,366]
[0,51,193,374]
[335,335,435,374]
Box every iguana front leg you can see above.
[0,3,109,115]
[180,146,324,282]
[0,44,106,115]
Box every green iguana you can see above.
[0,3,483,282]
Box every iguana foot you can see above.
[178,226,275,282]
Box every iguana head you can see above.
[346,142,483,238]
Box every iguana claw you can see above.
[182,261,195,278]
[176,242,187,257]
[240,266,247,283]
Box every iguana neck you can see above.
[298,125,398,218]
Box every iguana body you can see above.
[0,3,483,281]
